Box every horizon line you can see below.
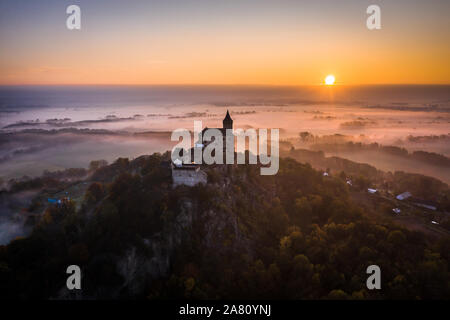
[1,83,450,87]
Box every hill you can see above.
[0,153,449,299]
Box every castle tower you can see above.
[223,110,233,129]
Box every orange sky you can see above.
[0,0,449,85]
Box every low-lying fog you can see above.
[0,85,449,182]
[1,104,449,179]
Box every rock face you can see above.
[51,159,254,299]
[116,201,193,295]
[112,188,251,298]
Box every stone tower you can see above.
[222,110,233,129]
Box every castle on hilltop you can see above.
[172,110,234,187]
[198,110,234,158]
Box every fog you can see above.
[0,190,37,244]
[1,101,449,180]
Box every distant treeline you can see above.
[2,114,144,129]
[406,134,450,143]
[310,142,450,168]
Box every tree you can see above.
[84,182,105,204]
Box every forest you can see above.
[0,152,449,299]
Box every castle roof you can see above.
[224,110,232,121]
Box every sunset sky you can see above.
[0,0,449,85]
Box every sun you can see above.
[325,75,335,85]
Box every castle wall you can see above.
[172,168,207,187]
